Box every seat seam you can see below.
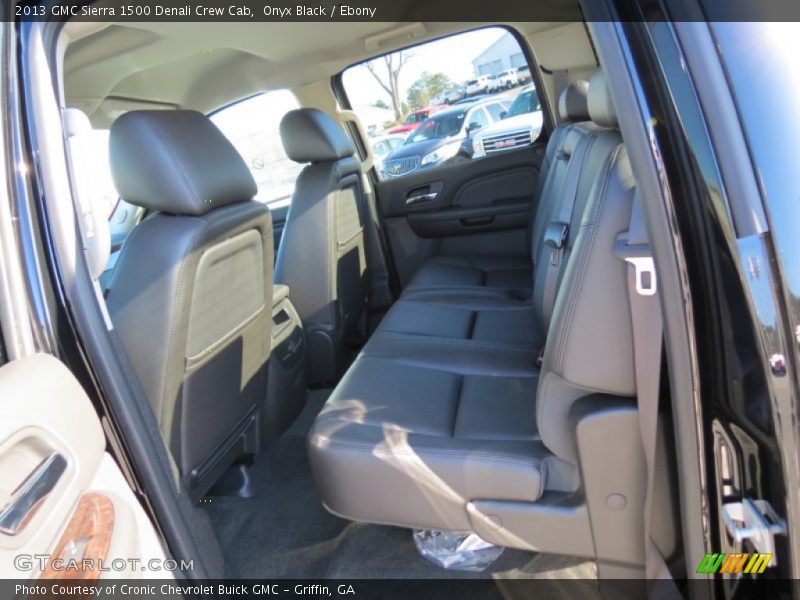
[311,437,542,467]
[555,145,619,373]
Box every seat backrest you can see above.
[276,108,367,384]
[526,73,626,333]
[536,72,637,464]
[105,110,274,490]
[529,80,593,254]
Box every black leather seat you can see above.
[307,72,638,547]
[355,79,612,356]
[276,108,367,385]
[106,110,274,499]
[403,80,592,296]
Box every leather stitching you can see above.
[311,436,542,468]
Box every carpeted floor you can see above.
[202,390,598,581]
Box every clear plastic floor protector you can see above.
[413,529,505,571]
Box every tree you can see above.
[370,99,389,110]
[365,51,411,121]
[406,72,453,110]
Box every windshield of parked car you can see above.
[402,111,427,125]
[506,90,541,118]
[407,111,465,143]
[465,79,477,86]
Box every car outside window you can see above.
[340,27,544,180]
[506,89,541,118]
[408,111,466,143]
[211,90,302,209]
[468,107,490,130]
[485,102,507,121]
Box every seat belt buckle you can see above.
[615,232,657,297]
[544,221,569,266]
[543,221,569,250]
[624,256,657,296]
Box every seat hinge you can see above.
[722,498,787,565]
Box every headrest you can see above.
[280,108,355,163]
[588,71,618,128]
[109,110,256,216]
[558,80,590,122]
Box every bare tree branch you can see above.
[363,51,413,122]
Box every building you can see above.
[471,33,527,76]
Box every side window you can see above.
[486,102,507,121]
[340,27,545,180]
[211,90,302,209]
[468,107,489,131]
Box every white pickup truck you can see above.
[471,84,543,158]
[489,68,520,91]
[464,75,493,96]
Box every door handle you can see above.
[0,452,67,536]
[405,192,438,206]
[460,216,495,228]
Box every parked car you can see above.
[430,91,447,105]
[471,85,543,158]
[453,93,492,105]
[387,105,446,135]
[465,74,493,96]
[442,84,466,104]
[370,134,406,173]
[381,99,508,177]
[490,68,519,91]
[517,64,532,84]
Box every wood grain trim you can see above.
[39,492,115,582]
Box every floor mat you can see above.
[203,390,597,580]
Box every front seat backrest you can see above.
[106,110,274,497]
[277,108,367,385]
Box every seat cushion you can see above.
[373,291,544,351]
[307,355,552,531]
[406,255,532,295]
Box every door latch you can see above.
[722,498,787,565]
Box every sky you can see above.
[342,27,508,111]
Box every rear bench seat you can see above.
[307,73,640,558]
[364,76,618,356]
[403,79,591,297]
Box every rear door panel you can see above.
[376,144,545,286]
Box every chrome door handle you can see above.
[0,452,67,536]
[405,192,438,206]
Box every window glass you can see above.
[506,88,541,118]
[340,27,543,180]
[211,90,302,208]
[486,103,506,120]
[468,107,489,130]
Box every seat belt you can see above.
[540,132,595,323]
[530,126,571,271]
[617,191,679,594]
